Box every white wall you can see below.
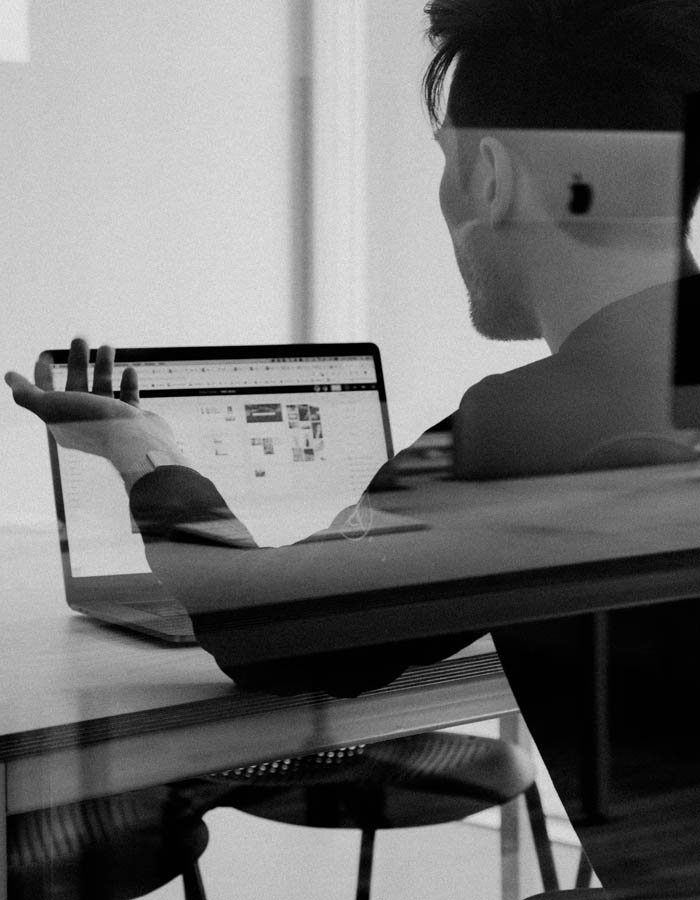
[6,0,696,513]
[1,0,548,527]
[304,1,547,450]
[341,1,547,448]
[1,0,300,525]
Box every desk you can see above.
[0,524,515,900]
[4,462,700,899]
[155,462,700,661]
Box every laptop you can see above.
[47,343,426,643]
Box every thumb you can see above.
[5,372,47,416]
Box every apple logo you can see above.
[568,173,594,215]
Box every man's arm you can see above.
[6,340,479,695]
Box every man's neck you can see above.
[532,242,687,353]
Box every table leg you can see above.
[1,762,7,900]
[499,712,523,900]
[581,612,611,822]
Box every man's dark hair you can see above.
[423,0,700,131]
[423,0,700,222]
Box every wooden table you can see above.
[0,522,515,900]
[4,462,700,898]
[150,463,700,661]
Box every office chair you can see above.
[574,431,700,471]
[199,730,561,900]
[7,784,209,900]
[523,851,602,898]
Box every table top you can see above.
[150,463,700,660]
[0,520,513,813]
[3,461,700,800]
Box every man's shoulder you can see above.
[460,353,571,426]
[452,281,689,479]
[453,355,576,479]
[465,354,562,399]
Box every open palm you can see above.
[5,338,179,473]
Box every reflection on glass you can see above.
[5,1,700,898]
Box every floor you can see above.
[492,602,700,900]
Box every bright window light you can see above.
[0,0,30,63]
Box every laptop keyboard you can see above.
[127,599,189,619]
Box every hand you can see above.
[5,338,185,483]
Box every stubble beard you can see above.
[456,232,540,342]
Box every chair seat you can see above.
[197,731,561,899]
[8,785,209,900]
[203,731,536,829]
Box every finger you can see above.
[6,370,124,425]
[5,371,49,418]
[34,352,55,391]
[119,366,140,407]
[65,337,89,392]
[92,344,115,396]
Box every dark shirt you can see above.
[134,275,700,894]
[130,276,700,697]
[457,276,700,894]
[454,277,700,479]
[130,467,469,696]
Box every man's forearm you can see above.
[129,465,257,548]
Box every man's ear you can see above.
[479,137,514,227]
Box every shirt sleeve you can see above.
[127,465,479,697]
[129,465,258,548]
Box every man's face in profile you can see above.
[436,120,540,342]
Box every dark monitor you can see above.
[673,93,700,427]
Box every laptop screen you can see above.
[49,344,393,574]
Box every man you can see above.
[422,2,700,895]
[424,0,700,478]
[6,0,700,892]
